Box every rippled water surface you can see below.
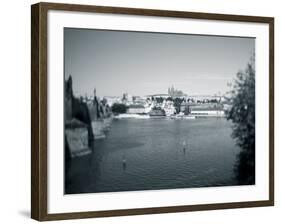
[65,118,240,194]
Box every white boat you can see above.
[170,114,196,120]
[183,115,196,119]
[114,114,150,119]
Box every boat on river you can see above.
[149,107,166,117]
[114,114,150,119]
[170,112,196,120]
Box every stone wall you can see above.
[65,119,91,157]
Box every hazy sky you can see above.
[64,28,254,97]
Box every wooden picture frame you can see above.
[31,2,274,221]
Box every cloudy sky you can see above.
[64,28,254,97]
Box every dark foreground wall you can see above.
[64,76,94,160]
[71,97,94,146]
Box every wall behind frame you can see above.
[0,0,279,223]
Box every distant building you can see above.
[180,101,187,112]
[188,95,222,103]
[144,101,154,114]
[145,94,170,99]
[122,93,134,105]
[127,104,146,114]
[163,100,176,116]
[189,107,225,117]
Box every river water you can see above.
[65,118,241,194]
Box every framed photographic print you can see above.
[31,2,274,221]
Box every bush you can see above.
[111,103,127,114]
[227,59,255,185]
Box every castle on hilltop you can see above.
[168,85,185,97]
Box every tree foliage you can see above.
[111,103,127,114]
[173,97,185,113]
[227,59,255,184]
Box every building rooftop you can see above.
[128,104,145,109]
[190,107,224,111]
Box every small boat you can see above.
[183,115,196,119]
[170,114,196,120]
[122,155,127,170]
[114,114,150,119]
[182,140,187,154]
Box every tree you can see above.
[156,97,164,103]
[111,103,127,114]
[227,58,255,185]
[173,97,184,113]
[166,97,173,102]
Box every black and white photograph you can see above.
[64,28,255,194]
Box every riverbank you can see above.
[114,113,226,119]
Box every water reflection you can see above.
[65,118,242,194]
